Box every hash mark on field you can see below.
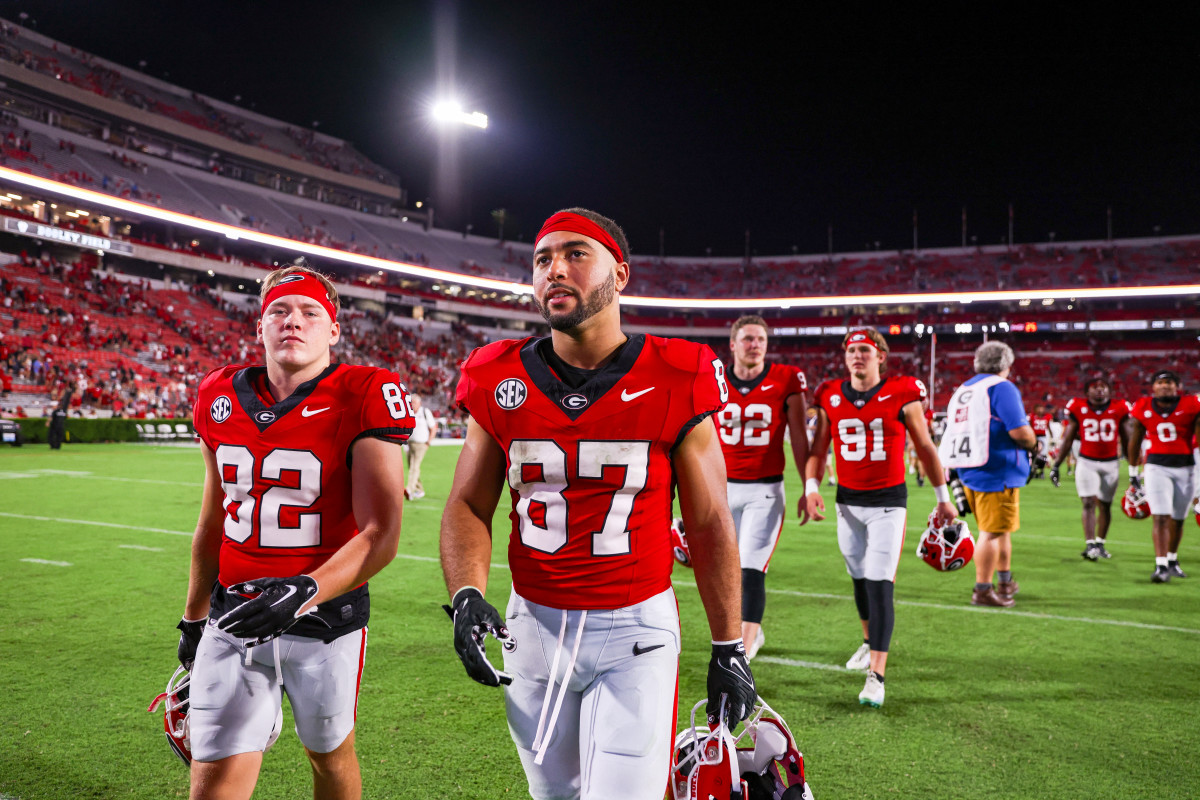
[20,558,71,567]
[119,544,164,552]
[23,469,200,487]
[756,656,850,672]
[0,512,191,536]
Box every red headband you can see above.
[535,212,624,264]
[845,331,880,352]
[261,273,337,320]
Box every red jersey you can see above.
[1064,397,1130,461]
[1131,394,1200,465]
[456,334,726,610]
[1029,413,1052,437]
[194,363,414,636]
[814,375,926,505]
[718,362,807,482]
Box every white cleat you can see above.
[845,643,871,671]
[747,627,765,660]
[859,671,885,708]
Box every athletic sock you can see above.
[1086,538,1097,545]
[1097,537,1106,544]
[974,582,993,592]
[1167,552,1178,563]
[862,638,869,645]
[997,570,1013,583]
[1156,556,1169,568]
[871,670,885,684]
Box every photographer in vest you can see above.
[939,342,1038,607]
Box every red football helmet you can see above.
[671,698,813,800]
[1122,486,1150,520]
[148,666,192,765]
[916,512,975,572]
[671,518,692,568]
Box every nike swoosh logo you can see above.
[269,584,298,608]
[726,658,753,684]
[633,642,666,656]
[761,384,774,390]
[621,387,655,402]
[877,395,892,402]
[301,406,331,417]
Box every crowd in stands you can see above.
[0,20,397,186]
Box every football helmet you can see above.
[672,698,813,800]
[1122,485,1150,520]
[147,665,192,765]
[671,518,692,568]
[916,512,975,572]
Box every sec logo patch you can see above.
[496,378,527,410]
[830,394,841,408]
[210,395,232,423]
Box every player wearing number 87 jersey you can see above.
[804,328,955,708]
[1127,370,1200,583]
[441,208,751,800]
[718,314,810,660]
[183,263,412,800]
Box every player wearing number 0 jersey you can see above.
[1050,379,1130,561]
[440,209,752,800]
[718,314,810,661]
[804,328,955,708]
[1127,370,1200,583]
[182,264,410,800]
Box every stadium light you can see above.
[4,165,1200,311]
[432,99,488,129]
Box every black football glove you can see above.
[1049,467,1061,488]
[443,587,513,687]
[706,641,757,729]
[216,575,319,646]
[176,617,206,672]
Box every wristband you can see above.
[712,638,744,647]
[1128,464,1139,480]
[805,478,821,496]
[934,484,951,504]
[451,585,485,606]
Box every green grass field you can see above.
[1,442,1198,799]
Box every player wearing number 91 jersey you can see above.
[181,263,411,800]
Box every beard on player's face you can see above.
[536,272,617,331]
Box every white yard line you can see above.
[20,558,71,567]
[755,656,851,672]
[119,544,164,552]
[0,511,192,536]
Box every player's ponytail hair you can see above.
[260,258,340,316]
[842,328,890,374]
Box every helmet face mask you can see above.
[671,698,813,800]
[917,512,975,571]
[148,665,192,765]
[1122,486,1150,520]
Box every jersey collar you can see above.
[520,334,646,421]
[232,364,339,432]
[728,363,769,396]
[841,376,887,409]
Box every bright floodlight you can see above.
[432,99,488,129]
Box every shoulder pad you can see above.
[650,335,716,371]
[462,338,528,373]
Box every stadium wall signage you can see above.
[3,217,134,255]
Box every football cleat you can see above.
[148,666,192,765]
[916,512,975,571]
[845,643,871,671]
[1095,542,1113,559]
[747,627,765,661]
[672,698,813,800]
[1081,543,1100,561]
[858,672,885,708]
[1122,486,1150,520]
[1169,561,1188,578]
[1151,566,1171,583]
[671,518,692,568]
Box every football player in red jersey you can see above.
[1127,370,1200,582]
[717,314,809,660]
[440,209,752,800]
[181,264,412,800]
[803,329,955,708]
[1050,378,1131,560]
[1028,406,1054,478]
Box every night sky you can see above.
[10,2,1200,257]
